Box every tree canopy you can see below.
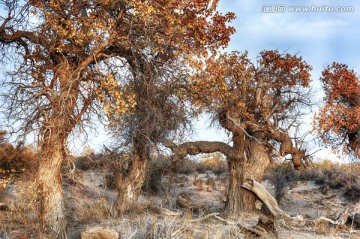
[315,63,360,159]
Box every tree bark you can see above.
[114,144,149,215]
[225,139,271,216]
[226,156,256,215]
[37,141,67,239]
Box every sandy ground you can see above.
[1,169,359,238]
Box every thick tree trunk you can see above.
[226,157,256,215]
[225,139,271,216]
[114,145,149,215]
[37,143,67,239]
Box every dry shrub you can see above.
[205,178,216,188]
[72,197,113,223]
[74,156,95,171]
[264,163,300,203]
[266,160,360,203]
[0,131,36,178]
[175,159,197,175]
[197,153,227,175]
[313,161,358,190]
[103,174,116,190]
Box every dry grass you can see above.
[0,178,39,239]
[71,197,114,224]
[1,159,360,238]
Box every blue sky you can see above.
[218,0,360,79]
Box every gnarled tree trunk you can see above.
[114,142,149,215]
[225,138,271,216]
[37,137,67,239]
[226,156,256,215]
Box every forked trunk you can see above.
[114,146,149,215]
[37,143,67,239]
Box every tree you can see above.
[0,0,234,237]
[315,63,360,159]
[167,50,313,215]
[106,0,235,215]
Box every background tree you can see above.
[106,0,235,215]
[314,63,360,159]
[168,50,313,215]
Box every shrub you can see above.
[74,156,95,171]
[266,159,360,202]
[265,163,300,203]
[0,131,36,176]
[103,174,116,190]
[175,159,197,175]
[197,153,227,175]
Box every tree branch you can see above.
[165,140,233,158]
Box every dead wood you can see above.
[314,207,350,227]
[242,178,303,227]
[242,178,288,218]
[242,178,353,231]
[213,214,266,237]
[176,192,207,211]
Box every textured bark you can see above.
[225,141,271,215]
[114,145,149,215]
[226,156,256,215]
[37,142,67,239]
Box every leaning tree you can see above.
[314,63,360,159]
[105,0,235,215]
[167,50,313,215]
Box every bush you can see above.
[175,159,197,175]
[266,160,360,203]
[197,153,227,175]
[103,174,116,190]
[344,184,360,201]
[265,163,300,203]
[74,156,95,171]
[0,130,36,175]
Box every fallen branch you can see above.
[242,178,352,230]
[242,178,303,227]
[242,178,289,218]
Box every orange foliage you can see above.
[198,152,227,173]
[0,131,36,175]
[188,50,312,124]
[315,63,360,158]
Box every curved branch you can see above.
[165,140,233,158]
